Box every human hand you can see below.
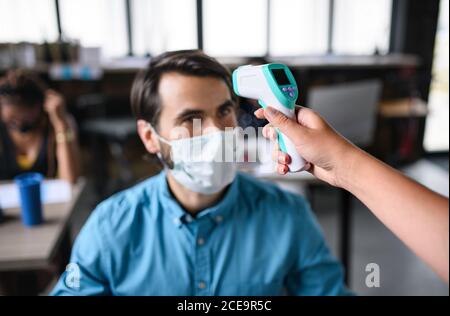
[44,89,68,131]
[255,105,359,188]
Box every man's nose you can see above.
[202,117,226,132]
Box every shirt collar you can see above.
[155,171,239,227]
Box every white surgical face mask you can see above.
[150,125,241,195]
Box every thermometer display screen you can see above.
[271,69,290,85]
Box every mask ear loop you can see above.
[146,122,170,145]
[146,122,174,169]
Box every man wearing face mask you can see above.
[51,50,350,296]
[0,70,80,183]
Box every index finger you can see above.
[254,108,265,120]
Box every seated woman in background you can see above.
[0,70,80,183]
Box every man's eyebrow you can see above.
[217,99,235,109]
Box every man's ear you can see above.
[137,120,160,154]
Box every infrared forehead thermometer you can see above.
[232,63,306,172]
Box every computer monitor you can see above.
[308,80,382,147]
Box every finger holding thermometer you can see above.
[232,63,307,172]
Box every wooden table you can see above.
[0,179,85,272]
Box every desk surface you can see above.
[0,179,85,271]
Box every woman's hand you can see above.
[44,89,69,131]
[255,105,360,188]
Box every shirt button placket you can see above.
[194,223,210,296]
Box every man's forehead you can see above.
[158,72,231,109]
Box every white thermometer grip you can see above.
[272,106,306,172]
[277,130,306,172]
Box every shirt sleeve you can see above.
[50,207,111,296]
[284,198,353,296]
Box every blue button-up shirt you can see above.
[51,171,350,296]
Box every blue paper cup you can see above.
[14,172,44,227]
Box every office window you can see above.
[59,0,128,59]
[269,0,329,56]
[131,0,197,56]
[424,0,449,152]
[203,0,267,57]
[0,0,57,43]
[332,0,392,55]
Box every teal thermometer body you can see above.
[232,63,306,172]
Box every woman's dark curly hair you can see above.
[0,69,47,108]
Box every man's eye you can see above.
[182,115,201,123]
[219,106,233,117]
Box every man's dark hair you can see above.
[130,50,235,129]
[0,70,47,108]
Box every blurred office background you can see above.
[0,0,448,295]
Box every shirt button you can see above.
[197,237,205,246]
[173,218,181,226]
[198,282,206,289]
[215,215,223,223]
[185,215,193,223]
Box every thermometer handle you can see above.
[272,106,306,172]
[277,130,305,172]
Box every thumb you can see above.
[264,106,306,143]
